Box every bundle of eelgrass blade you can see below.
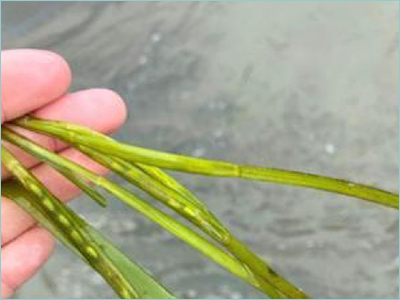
[2,116,398,299]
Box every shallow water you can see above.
[2,2,399,298]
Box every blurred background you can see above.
[2,1,399,299]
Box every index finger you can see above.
[1,49,71,124]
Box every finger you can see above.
[1,147,108,247]
[1,88,127,180]
[1,227,55,298]
[1,49,71,124]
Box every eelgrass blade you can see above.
[1,146,139,299]
[74,145,309,298]
[75,144,229,242]
[15,117,399,209]
[1,180,176,299]
[2,127,285,298]
[56,167,108,207]
[135,162,208,211]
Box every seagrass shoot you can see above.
[1,116,398,299]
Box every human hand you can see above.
[1,49,127,298]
